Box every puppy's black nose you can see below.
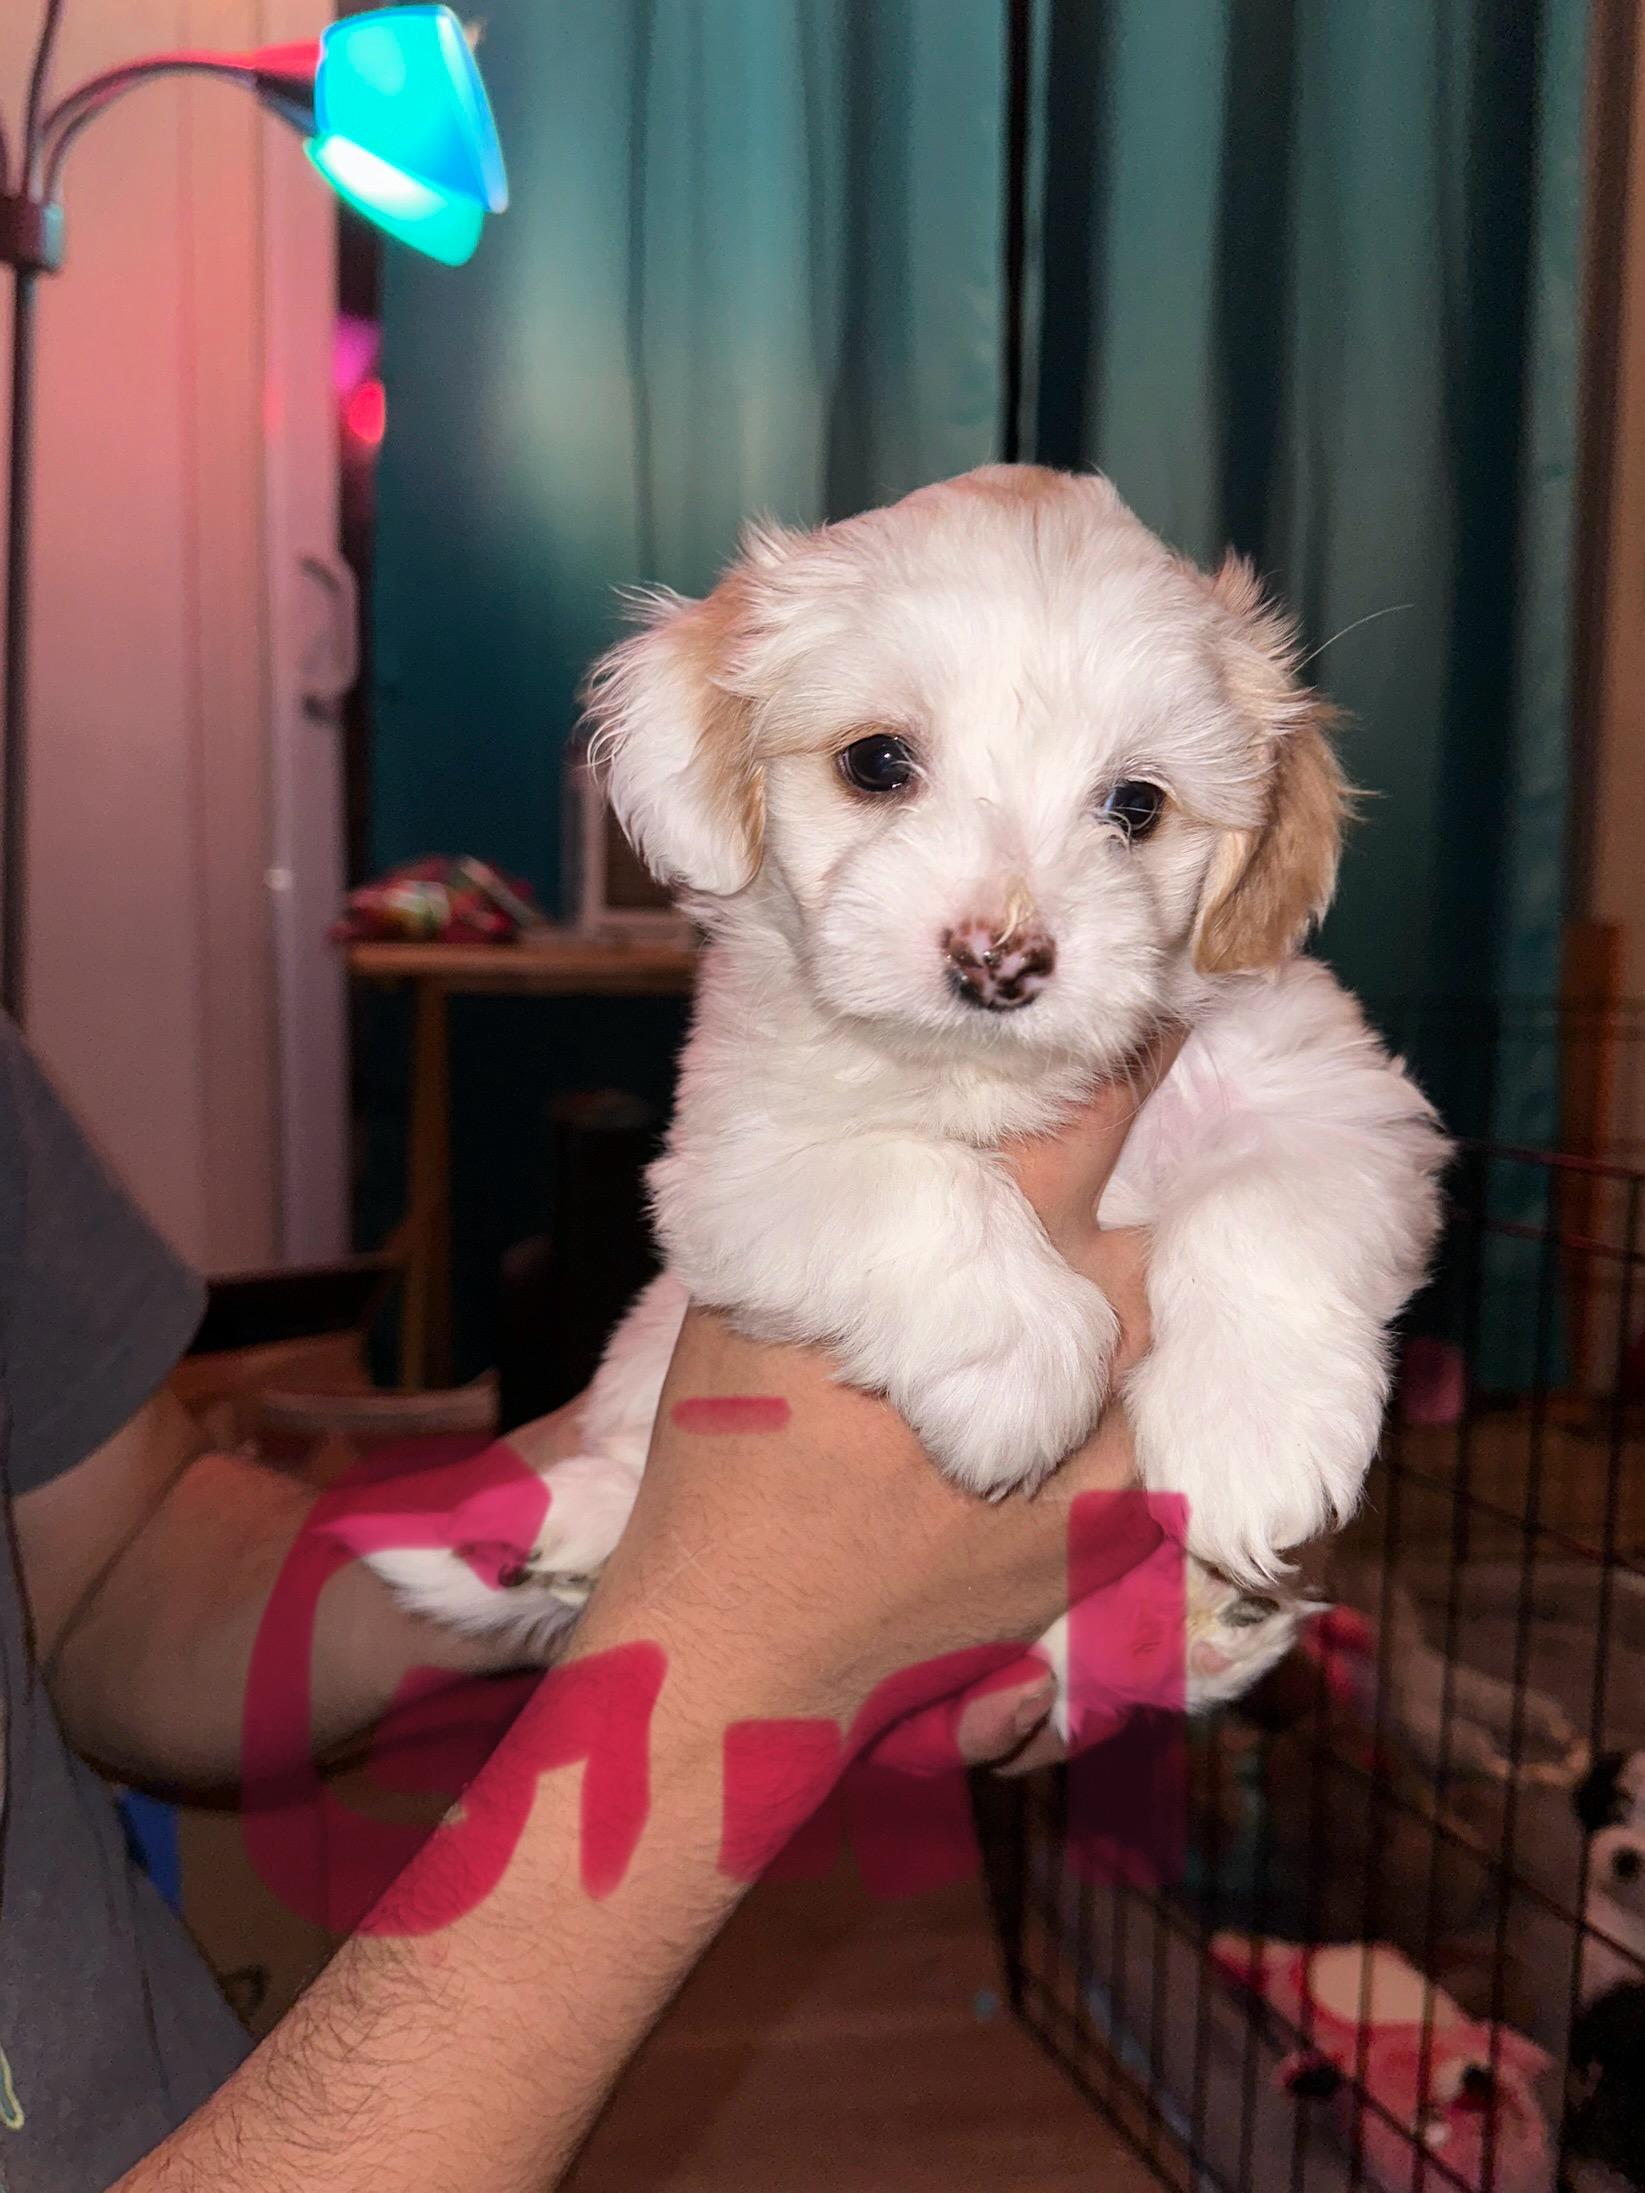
[944,917,1056,1011]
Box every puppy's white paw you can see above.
[363,1543,571,1662]
[365,1451,641,1664]
[512,1449,642,1601]
[895,1262,1118,1496]
[1126,1330,1382,1585]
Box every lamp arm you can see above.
[22,0,66,173]
[35,56,274,200]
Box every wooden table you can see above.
[348,933,697,1388]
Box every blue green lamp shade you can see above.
[307,135,484,266]
[305,6,506,266]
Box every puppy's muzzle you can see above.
[943,913,1056,1011]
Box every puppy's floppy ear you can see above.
[581,543,773,898]
[1193,553,1347,975]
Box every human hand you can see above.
[879,1487,1184,1772]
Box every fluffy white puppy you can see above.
[371,466,1446,1679]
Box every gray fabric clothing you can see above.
[0,1018,250,2187]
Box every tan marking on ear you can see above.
[671,572,765,887]
[1192,553,1347,972]
[1193,713,1346,972]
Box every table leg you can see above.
[400,980,454,1388]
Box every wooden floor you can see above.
[565,1864,1167,2193]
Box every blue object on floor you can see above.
[117,1790,182,1912]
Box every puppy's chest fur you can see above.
[668,935,1242,1220]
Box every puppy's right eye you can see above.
[1101,779,1166,841]
[837,734,916,795]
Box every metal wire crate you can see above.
[978,1138,1645,2192]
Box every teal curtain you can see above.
[370,0,1589,1380]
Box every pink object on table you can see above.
[330,856,547,945]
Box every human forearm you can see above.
[46,1444,500,1787]
[116,1507,800,2188]
[118,1713,738,2193]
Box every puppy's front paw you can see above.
[896,1263,1118,1496]
[1126,1331,1382,1584]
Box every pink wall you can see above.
[0,4,334,1272]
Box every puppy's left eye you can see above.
[838,733,916,795]
[1102,780,1166,841]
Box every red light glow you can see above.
[345,376,387,448]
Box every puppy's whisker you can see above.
[1296,603,1414,672]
